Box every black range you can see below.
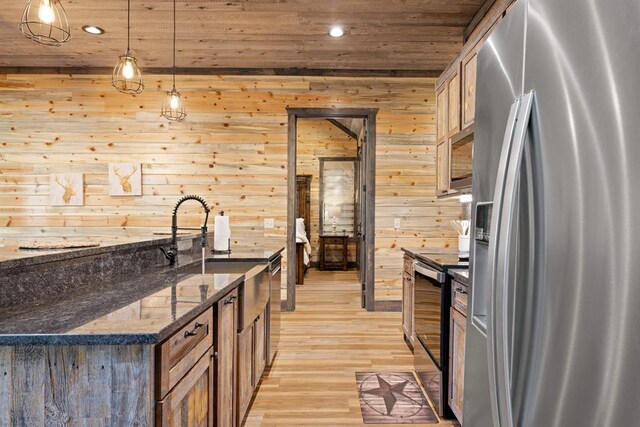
[401,249,468,419]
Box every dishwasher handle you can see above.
[414,261,446,283]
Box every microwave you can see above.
[449,129,474,190]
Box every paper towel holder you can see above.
[212,210,232,254]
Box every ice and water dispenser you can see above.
[471,202,493,334]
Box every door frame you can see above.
[286,107,378,312]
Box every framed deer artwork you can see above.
[109,163,142,196]
[50,173,84,206]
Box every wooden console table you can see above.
[318,235,349,271]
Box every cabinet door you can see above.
[449,308,466,423]
[253,311,267,386]
[447,68,461,136]
[216,289,238,427]
[436,140,450,196]
[436,84,448,142]
[462,49,478,129]
[237,323,254,423]
[157,349,214,427]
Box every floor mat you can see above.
[356,372,438,424]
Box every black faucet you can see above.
[160,195,211,265]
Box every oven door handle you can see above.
[414,262,445,283]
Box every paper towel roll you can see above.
[214,215,231,251]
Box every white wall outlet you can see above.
[264,218,275,229]
[394,218,402,229]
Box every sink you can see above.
[181,259,270,332]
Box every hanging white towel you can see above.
[295,218,312,266]
[214,215,231,251]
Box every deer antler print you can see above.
[113,165,137,193]
[55,176,76,204]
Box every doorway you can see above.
[285,108,377,312]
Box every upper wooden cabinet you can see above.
[462,47,478,130]
[436,84,447,142]
[435,140,451,196]
[447,66,461,137]
[433,0,516,197]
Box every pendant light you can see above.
[19,0,71,46]
[112,0,144,94]
[161,0,186,122]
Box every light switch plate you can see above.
[394,218,401,229]
[264,218,275,229]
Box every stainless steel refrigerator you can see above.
[464,0,640,426]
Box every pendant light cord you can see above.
[172,0,176,89]
[127,0,131,51]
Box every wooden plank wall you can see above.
[0,74,460,300]
[297,119,357,264]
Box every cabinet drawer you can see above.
[157,308,214,398]
[403,256,415,275]
[452,281,468,316]
[322,237,347,245]
[166,309,213,368]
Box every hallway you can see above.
[245,269,459,426]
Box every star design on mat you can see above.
[361,374,415,415]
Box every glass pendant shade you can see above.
[161,88,186,122]
[112,0,143,95]
[19,0,71,46]
[112,51,144,94]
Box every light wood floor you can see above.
[244,269,460,426]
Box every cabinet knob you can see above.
[211,350,218,359]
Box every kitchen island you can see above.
[0,234,283,426]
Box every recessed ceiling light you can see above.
[329,26,344,38]
[82,25,105,35]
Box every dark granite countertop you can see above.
[0,235,181,271]
[401,247,461,258]
[401,247,469,271]
[0,237,284,271]
[0,233,285,346]
[0,260,244,346]
[448,269,470,286]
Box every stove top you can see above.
[414,252,469,272]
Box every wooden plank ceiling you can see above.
[0,0,487,75]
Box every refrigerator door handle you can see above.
[490,91,536,427]
[486,97,521,427]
